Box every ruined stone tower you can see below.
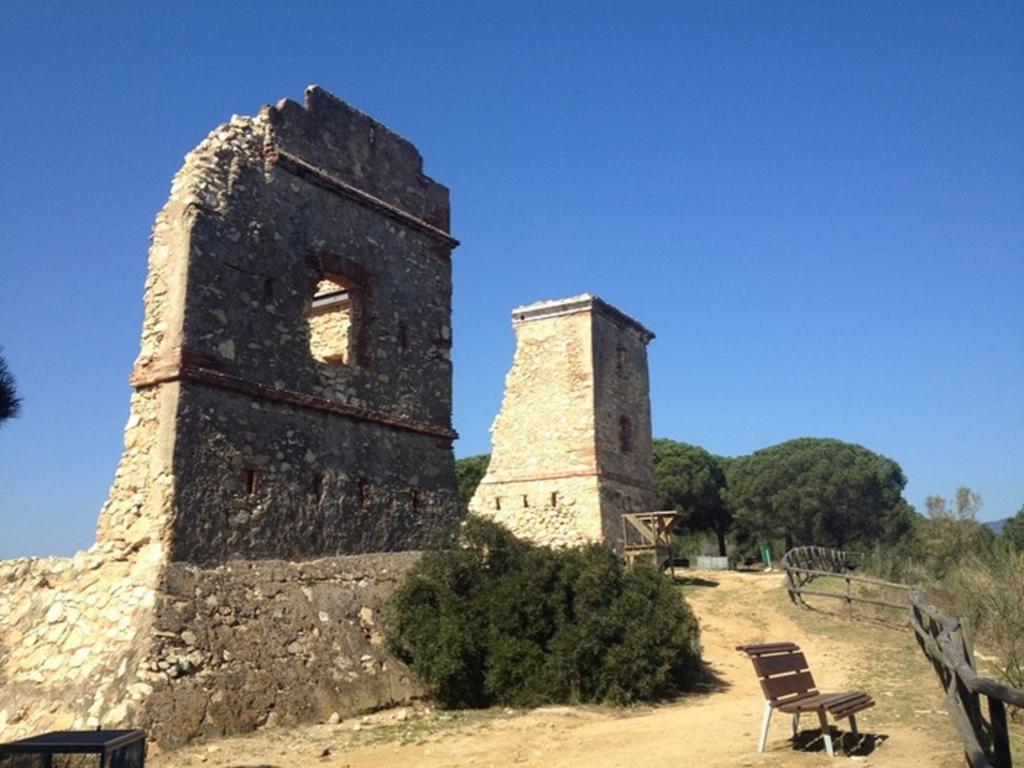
[0,87,457,746]
[469,294,657,548]
[101,85,459,562]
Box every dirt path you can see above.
[153,570,963,768]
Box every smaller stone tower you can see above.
[469,294,657,548]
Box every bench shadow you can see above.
[792,729,888,756]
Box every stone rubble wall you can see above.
[0,551,159,740]
[597,479,659,547]
[168,385,456,563]
[481,309,596,479]
[137,552,422,747]
[471,475,603,548]
[591,311,656,490]
[0,552,421,748]
[95,387,177,557]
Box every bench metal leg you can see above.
[792,712,800,738]
[849,714,858,736]
[758,702,773,753]
[817,709,835,757]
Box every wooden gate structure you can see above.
[621,510,681,576]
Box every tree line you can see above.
[456,437,1024,561]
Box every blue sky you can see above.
[1,2,1021,558]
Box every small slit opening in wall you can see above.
[409,486,419,512]
[522,495,529,508]
[263,277,275,303]
[357,478,369,506]
[244,468,260,495]
[550,492,558,508]
[397,320,408,349]
[495,497,501,511]
[311,472,324,501]
[619,415,633,454]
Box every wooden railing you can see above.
[781,546,1023,767]
[781,545,910,615]
[909,593,1023,768]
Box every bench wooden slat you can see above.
[762,671,817,702]
[820,692,866,709]
[830,697,875,719]
[776,693,834,713]
[778,691,858,713]
[737,642,800,656]
[753,651,809,678]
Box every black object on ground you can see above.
[0,730,146,768]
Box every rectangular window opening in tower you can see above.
[308,275,359,364]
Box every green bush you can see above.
[388,518,702,708]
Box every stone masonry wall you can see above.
[139,552,422,747]
[591,310,658,541]
[469,295,657,549]
[0,552,158,739]
[0,552,420,747]
[170,385,455,562]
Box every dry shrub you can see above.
[960,550,1024,687]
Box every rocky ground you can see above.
[149,569,986,768]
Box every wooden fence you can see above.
[909,593,1024,768]
[781,545,910,615]
[781,546,1024,767]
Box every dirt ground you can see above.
[151,570,969,768]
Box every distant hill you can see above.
[986,518,1009,535]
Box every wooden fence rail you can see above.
[780,545,910,615]
[781,546,1023,767]
[909,592,1023,768]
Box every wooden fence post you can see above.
[989,697,1012,768]
[845,575,852,619]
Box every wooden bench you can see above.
[737,642,874,757]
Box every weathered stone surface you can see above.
[0,86,455,747]
[469,294,657,548]
[140,553,422,747]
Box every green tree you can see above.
[725,437,915,552]
[454,454,490,514]
[0,351,21,427]
[652,439,731,555]
[1003,505,1024,552]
